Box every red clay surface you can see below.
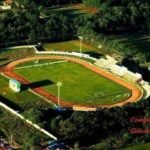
[1,56,143,110]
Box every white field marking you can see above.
[116,95,121,98]
[15,60,68,70]
[86,100,93,103]
[94,92,105,97]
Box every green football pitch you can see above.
[14,59,131,106]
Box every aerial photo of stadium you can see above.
[0,0,150,149]
[2,54,143,111]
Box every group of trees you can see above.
[0,12,73,46]
[82,0,150,33]
[75,0,150,64]
[0,0,75,46]
[0,107,47,150]
[92,2,150,33]
[50,96,150,149]
[83,0,102,8]
[13,0,81,7]
[0,0,149,66]
[83,0,150,8]
[1,95,149,149]
[78,26,150,64]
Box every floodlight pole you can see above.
[58,86,60,106]
[78,36,83,55]
[56,82,62,106]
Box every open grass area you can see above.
[0,75,52,112]
[44,4,98,19]
[15,59,130,106]
[44,40,100,52]
[123,143,150,150]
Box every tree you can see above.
[83,0,102,8]
[22,132,41,150]
[23,108,43,126]
[51,115,63,132]
[45,14,70,41]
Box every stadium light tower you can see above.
[56,82,62,106]
[78,36,83,54]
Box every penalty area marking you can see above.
[15,60,68,70]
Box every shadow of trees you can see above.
[121,57,150,82]
[83,51,103,59]
[0,95,22,111]
[22,79,54,91]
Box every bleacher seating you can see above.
[94,55,143,84]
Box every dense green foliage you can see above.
[0,1,75,46]
[78,26,150,64]
[93,2,150,32]
[14,0,81,7]
[83,0,101,8]
[83,0,150,8]
[0,0,149,66]
[50,97,150,149]
[0,11,73,45]
[123,143,150,150]
[76,0,150,65]
[0,107,48,149]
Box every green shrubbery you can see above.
[83,0,101,8]
[0,107,48,149]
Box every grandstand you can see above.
[106,55,118,64]
[109,65,127,77]
[141,81,150,99]
[122,71,142,83]
[95,58,111,69]
[95,55,143,84]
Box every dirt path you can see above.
[1,56,143,110]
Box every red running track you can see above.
[1,56,143,110]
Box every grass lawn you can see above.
[0,75,52,112]
[44,4,98,19]
[123,143,150,150]
[15,60,130,106]
[44,40,100,52]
